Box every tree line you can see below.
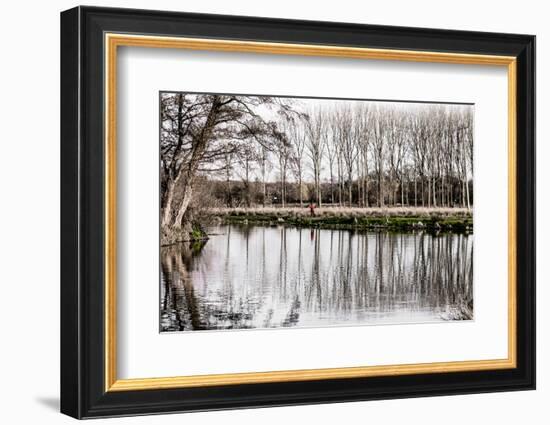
[160,93,473,242]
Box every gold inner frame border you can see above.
[104,33,517,392]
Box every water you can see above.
[160,224,473,332]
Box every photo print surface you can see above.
[159,92,474,332]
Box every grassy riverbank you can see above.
[211,206,473,233]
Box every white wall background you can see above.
[0,0,544,423]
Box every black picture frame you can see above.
[61,5,535,419]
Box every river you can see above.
[160,224,473,332]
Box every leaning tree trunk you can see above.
[162,148,205,244]
[161,178,177,227]
[175,183,193,225]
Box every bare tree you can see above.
[371,104,389,207]
[274,121,292,207]
[354,104,372,207]
[408,106,432,207]
[305,108,326,206]
[258,145,271,207]
[386,107,408,206]
[324,118,338,205]
[332,105,359,206]
[463,107,474,210]
[287,117,307,207]
[160,93,294,243]
[222,150,235,207]
[234,143,258,208]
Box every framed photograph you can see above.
[60,6,535,419]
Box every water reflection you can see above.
[160,225,473,332]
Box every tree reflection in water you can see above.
[160,225,473,332]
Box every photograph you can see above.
[159,92,474,332]
[52,4,538,419]
[57,5,536,419]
